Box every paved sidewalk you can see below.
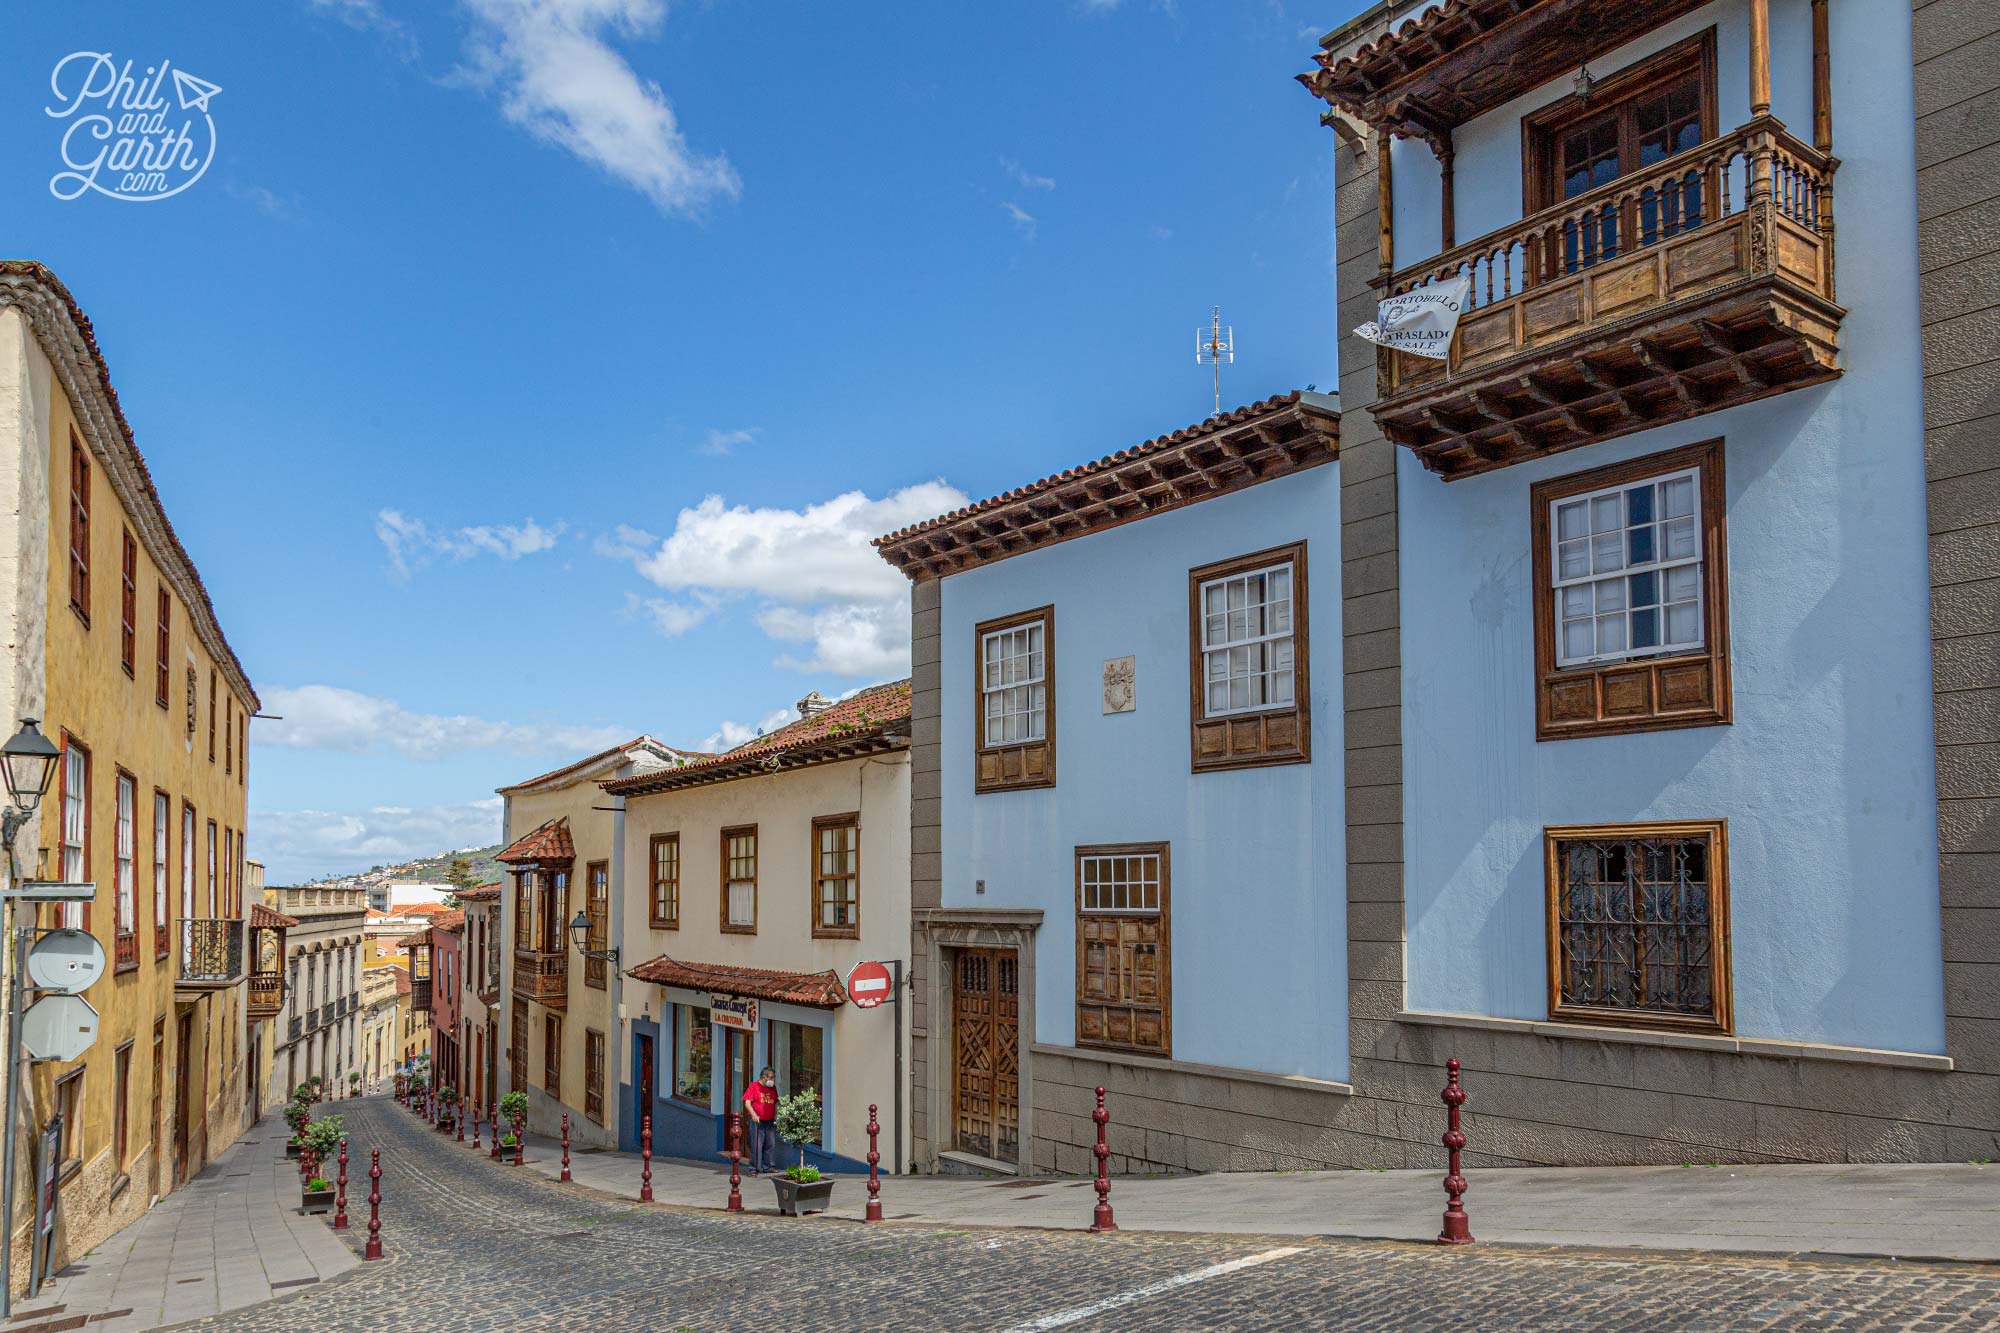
[428,1104,2000,1264]
[15,1114,358,1333]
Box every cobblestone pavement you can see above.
[186,1098,2000,1333]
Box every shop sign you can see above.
[710,994,758,1031]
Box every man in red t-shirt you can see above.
[744,1068,779,1174]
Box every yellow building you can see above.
[359,965,402,1094]
[0,262,266,1290]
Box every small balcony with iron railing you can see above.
[513,947,567,1009]
[174,918,245,993]
[1371,118,1840,478]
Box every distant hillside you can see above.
[307,843,505,891]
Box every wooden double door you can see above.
[951,947,1019,1162]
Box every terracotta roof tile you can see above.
[625,956,847,1009]
[456,882,503,902]
[249,903,298,930]
[496,816,575,864]
[497,735,700,794]
[430,909,465,933]
[602,682,911,797]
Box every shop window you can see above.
[721,826,757,934]
[1189,543,1310,771]
[811,814,860,939]
[672,1003,712,1105]
[1545,820,1730,1033]
[768,1021,823,1146]
[975,606,1055,793]
[1532,440,1730,739]
[649,833,679,929]
[1074,844,1171,1057]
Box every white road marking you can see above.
[1000,1245,1308,1332]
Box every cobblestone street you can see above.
[168,1098,2000,1332]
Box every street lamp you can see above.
[568,910,617,964]
[0,718,59,865]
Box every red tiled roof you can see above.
[0,262,259,711]
[496,816,575,865]
[430,908,465,933]
[625,956,847,1009]
[456,882,502,902]
[248,903,298,930]
[602,682,912,797]
[391,967,411,995]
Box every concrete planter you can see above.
[436,1116,455,1134]
[284,1140,301,1159]
[300,1186,335,1216]
[774,1176,835,1217]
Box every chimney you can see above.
[795,690,834,719]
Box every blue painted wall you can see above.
[939,459,1350,1082]
[1394,0,1942,1053]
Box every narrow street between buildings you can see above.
[23,1097,1996,1333]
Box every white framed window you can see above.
[1078,850,1163,915]
[1198,560,1296,716]
[1551,467,1703,668]
[60,745,88,930]
[114,774,135,937]
[152,792,168,938]
[722,826,757,932]
[180,804,195,922]
[980,622,1045,745]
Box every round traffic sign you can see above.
[846,960,893,1009]
[27,929,106,994]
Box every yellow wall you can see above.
[22,324,255,1282]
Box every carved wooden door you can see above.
[951,948,1018,1161]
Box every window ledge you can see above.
[110,1172,131,1204]
[1030,1042,1355,1097]
[1394,1011,1955,1072]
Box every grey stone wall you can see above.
[908,577,942,1166]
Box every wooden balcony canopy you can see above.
[1300,0,1711,146]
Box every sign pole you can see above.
[892,960,903,1176]
[0,913,22,1319]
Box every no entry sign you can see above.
[847,960,894,1009]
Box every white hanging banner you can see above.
[1353,275,1471,361]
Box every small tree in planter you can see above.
[435,1085,458,1133]
[349,1071,362,1098]
[772,1089,833,1216]
[282,1097,311,1159]
[499,1091,528,1163]
[298,1117,344,1213]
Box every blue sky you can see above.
[6,0,1357,882]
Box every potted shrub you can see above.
[349,1071,362,1099]
[282,1097,310,1159]
[298,1116,343,1213]
[499,1091,528,1163]
[772,1090,834,1216]
[435,1085,457,1133]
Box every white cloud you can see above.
[1002,157,1055,191]
[700,426,758,457]
[252,798,503,883]
[622,590,713,636]
[375,508,563,580]
[698,706,797,754]
[458,0,740,216]
[309,0,420,57]
[604,481,968,676]
[255,684,630,761]
[1002,201,1038,239]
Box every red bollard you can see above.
[514,1113,525,1166]
[471,1106,481,1150]
[561,1112,572,1184]
[333,1138,350,1230]
[1438,1058,1474,1245]
[363,1150,383,1260]
[1089,1086,1117,1233]
[865,1103,884,1223]
[640,1114,653,1201]
[456,1095,465,1143]
[725,1113,743,1213]
[491,1099,502,1160]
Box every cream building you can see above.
[358,965,403,1093]
[261,885,366,1110]
[608,686,912,1172]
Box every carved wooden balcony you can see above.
[247,970,285,1021]
[411,977,433,1012]
[1372,117,1841,480]
[513,947,568,1009]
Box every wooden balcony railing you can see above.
[114,931,138,971]
[247,970,285,1020]
[513,947,568,1009]
[411,977,433,1012]
[176,918,245,987]
[1373,116,1842,478]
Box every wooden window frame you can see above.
[224,699,232,776]
[119,531,137,677]
[810,812,861,940]
[57,733,91,932]
[1522,30,1719,214]
[720,824,758,935]
[510,998,528,1091]
[54,1068,84,1180]
[583,860,608,990]
[648,833,680,929]
[584,1028,605,1124]
[974,606,1056,794]
[113,1040,133,1174]
[1544,819,1731,1035]
[154,589,171,709]
[113,769,137,970]
[68,431,90,625]
[205,819,218,918]
[207,669,216,763]
[1531,439,1730,740]
[152,788,170,959]
[1072,842,1172,1058]
[1187,541,1311,772]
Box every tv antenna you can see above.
[1194,306,1234,416]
